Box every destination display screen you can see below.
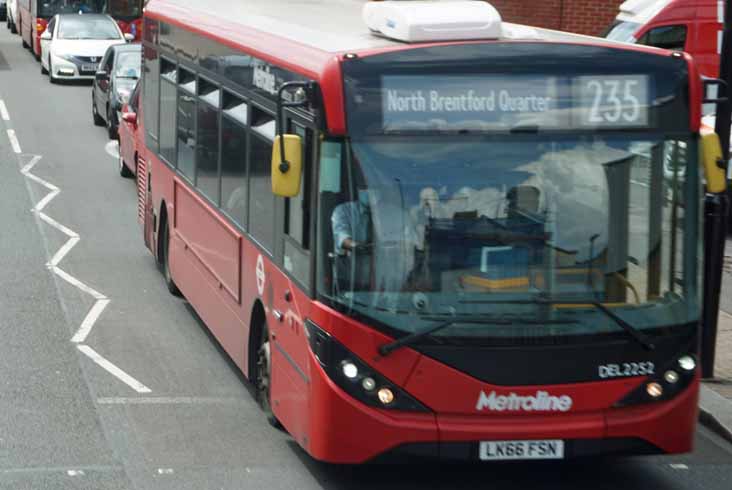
[380,74,650,132]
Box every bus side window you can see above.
[283,123,312,287]
[637,25,687,51]
[249,105,276,253]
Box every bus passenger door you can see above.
[270,120,313,447]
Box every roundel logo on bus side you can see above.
[256,254,266,296]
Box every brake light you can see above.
[36,20,47,33]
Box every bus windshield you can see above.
[317,134,701,342]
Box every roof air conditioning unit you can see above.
[363,1,503,43]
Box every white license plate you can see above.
[479,440,564,461]
[82,64,98,72]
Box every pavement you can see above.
[700,309,732,443]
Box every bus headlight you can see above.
[614,354,696,407]
[305,319,429,412]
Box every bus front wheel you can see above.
[256,322,282,429]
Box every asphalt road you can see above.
[2,26,732,490]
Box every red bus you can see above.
[17,0,142,59]
[135,0,724,463]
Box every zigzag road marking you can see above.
[17,151,151,393]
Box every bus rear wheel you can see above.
[256,323,281,429]
[161,223,181,296]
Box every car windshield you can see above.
[57,17,120,40]
[605,20,641,43]
[317,135,701,342]
[114,51,141,78]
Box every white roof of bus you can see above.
[616,0,673,24]
[146,0,620,54]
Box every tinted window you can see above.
[142,46,159,151]
[196,101,220,204]
[638,25,687,51]
[177,90,196,179]
[249,133,275,252]
[221,117,248,228]
[159,79,176,164]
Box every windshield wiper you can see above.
[459,298,656,351]
[378,315,575,356]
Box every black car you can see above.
[92,43,141,139]
[0,1,7,22]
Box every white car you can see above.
[40,13,133,83]
[6,0,17,34]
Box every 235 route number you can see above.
[577,75,649,128]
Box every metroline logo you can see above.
[475,390,573,412]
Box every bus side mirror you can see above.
[271,134,302,197]
[700,130,727,194]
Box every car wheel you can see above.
[40,58,47,75]
[21,36,28,48]
[255,322,282,429]
[119,147,133,178]
[92,93,104,126]
[106,105,118,140]
[162,224,181,297]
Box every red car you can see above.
[117,79,141,178]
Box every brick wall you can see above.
[490,0,624,36]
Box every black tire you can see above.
[92,92,104,126]
[119,146,133,178]
[106,105,118,140]
[10,20,16,34]
[21,36,28,48]
[255,322,282,428]
[40,59,47,75]
[161,223,181,296]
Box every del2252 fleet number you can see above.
[598,362,654,379]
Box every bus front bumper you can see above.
[307,359,698,463]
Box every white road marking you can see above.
[77,345,152,393]
[105,140,119,159]
[669,463,689,470]
[71,299,111,343]
[48,236,80,267]
[7,129,22,153]
[38,212,79,238]
[157,468,174,475]
[50,266,107,300]
[17,148,152,394]
[32,188,60,214]
[96,396,251,405]
[0,100,10,121]
[67,470,85,476]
